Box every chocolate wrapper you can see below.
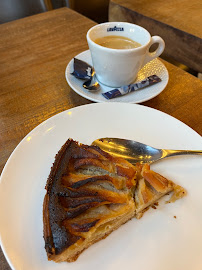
[71,58,93,80]
[102,75,161,100]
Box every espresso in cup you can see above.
[94,35,141,50]
[87,22,165,87]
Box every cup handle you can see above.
[142,36,165,67]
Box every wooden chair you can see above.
[0,0,53,24]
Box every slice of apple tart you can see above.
[43,139,186,262]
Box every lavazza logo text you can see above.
[107,26,124,32]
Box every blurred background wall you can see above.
[52,0,109,22]
[0,0,109,24]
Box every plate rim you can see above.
[1,102,201,179]
[1,102,201,180]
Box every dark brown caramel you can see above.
[43,139,132,257]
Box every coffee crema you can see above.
[94,35,141,49]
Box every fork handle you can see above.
[163,149,202,158]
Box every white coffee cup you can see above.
[87,22,165,87]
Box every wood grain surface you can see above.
[109,0,202,72]
[0,7,201,270]
[110,0,202,37]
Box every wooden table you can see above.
[109,0,202,72]
[0,7,202,270]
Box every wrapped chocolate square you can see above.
[71,58,93,80]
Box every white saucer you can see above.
[65,50,169,103]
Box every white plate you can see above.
[0,103,202,270]
[65,50,169,103]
